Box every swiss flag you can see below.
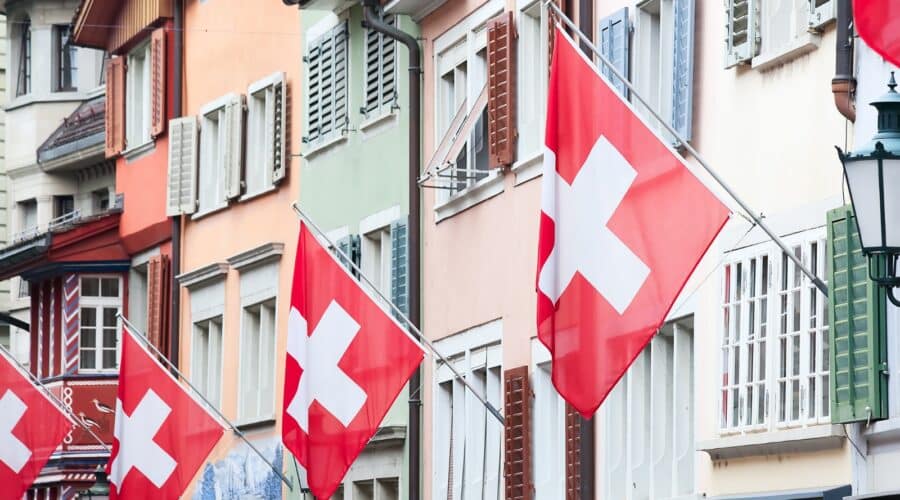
[107,322,225,499]
[283,222,424,499]
[854,0,900,68]
[0,349,72,499]
[537,29,729,416]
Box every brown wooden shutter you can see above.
[487,11,517,169]
[105,57,126,158]
[146,255,171,357]
[504,366,532,500]
[150,28,167,138]
[565,404,582,500]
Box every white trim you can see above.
[199,92,241,117]
[432,319,502,362]
[248,71,286,94]
[122,140,156,162]
[751,32,821,71]
[359,205,402,235]
[131,246,161,268]
[698,424,845,460]
[306,12,341,44]
[236,298,278,424]
[178,262,229,289]
[227,243,285,272]
[512,150,544,185]
[434,170,505,223]
[325,226,350,246]
[303,133,349,160]
[360,111,399,135]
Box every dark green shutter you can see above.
[391,218,409,318]
[336,234,361,276]
[828,205,888,423]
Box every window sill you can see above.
[191,204,229,221]
[5,92,93,111]
[235,417,276,432]
[698,424,845,460]
[303,134,348,160]
[122,140,156,162]
[360,110,399,135]
[751,32,821,71]
[512,150,544,186]
[864,417,900,445]
[239,185,279,203]
[434,170,505,223]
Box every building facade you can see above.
[292,1,417,497]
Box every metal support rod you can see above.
[117,315,297,493]
[291,202,505,425]
[544,0,829,296]
[0,345,110,452]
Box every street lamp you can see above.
[837,72,900,307]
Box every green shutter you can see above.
[391,218,409,318]
[336,234,361,277]
[828,205,888,423]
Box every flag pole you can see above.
[116,314,301,493]
[0,344,111,452]
[544,0,829,297]
[290,202,505,426]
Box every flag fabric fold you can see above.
[854,0,900,68]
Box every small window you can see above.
[78,275,122,372]
[54,195,75,218]
[18,199,37,232]
[192,317,223,408]
[128,263,149,333]
[54,25,77,92]
[198,105,227,213]
[239,300,276,422]
[246,73,287,195]
[92,189,111,214]
[362,227,391,296]
[126,42,152,149]
[16,18,31,97]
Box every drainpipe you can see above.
[169,0,184,366]
[833,0,856,122]
[362,3,422,499]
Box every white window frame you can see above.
[634,0,676,139]
[718,226,830,435]
[192,316,224,409]
[530,340,566,499]
[513,0,549,184]
[196,94,233,215]
[238,299,277,424]
[432,320,503,500]
[245,72,286,198]
[78,275,123,373]
[125,41,152,150]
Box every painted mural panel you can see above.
[193,438,284,500]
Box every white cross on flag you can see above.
[0,348,72,499]
[283,222,424,499]
[107,322,225,499]
[537,28,730,416]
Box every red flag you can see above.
[283,222,424,498]
[854,0,900,68]
[107,323,225,499]
[537,28,729,417]
[0,349,72,499]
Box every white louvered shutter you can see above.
[224,94,245,200]
[305,22,349,145]
[671,0,695,142]
[724,0,759,68]
[268,73,287,183]
[598,8,630,98]
[167,117,198,216]
[365,14,396,116]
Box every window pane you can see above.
[81,308,96,327]
[103,307,118,327]
[102,349,117,369]
[102,278,119,297]
[80,329,96,348]
[103,328,117,348]
[80,351,95,369]
[81,278,100,297]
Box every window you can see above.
[352,479,398,500]
[92,189,110,214]
[19,199,37,233]
[532,352,566,498]
[363,14,397,117]
[305,22,349,146]
[433,322,502,500]
[54,25,77,92]
[199,105,227,213]
[0,326,9,351]
[719,228,829,432]
[517,1,548,160]
[192,317,223,408]
[598,7,631,97]
[239,300,276,422]
[602,319,694,499]
[129,263,149,334]
[17,279,29,299]
[54,195,75,218]
[725,0,833,69]
[362,227,391,296]
[16,18,31,97]
[634,0,695,141]
[126,42,152,149]
[79,276,122,372]
[246,73,287,196]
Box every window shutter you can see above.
[336,234,361,276]
[565,404,581,500]
[224,94,245,200]
[598,8,630,98]
[268,73,288,184]
[809,0,835,29]
[166,116,199,216]
[365,14,396,116]
[504,366,532,500]
[306,22,348,145]
[105,57,126,158]
[671,0,695,142]
[487,11,517,169]
[724,0,759,68]
[331,24,349,139]
[828,206,888,423]
[390,218,408,317]
[150,28,167,138]
[146,254,171,357]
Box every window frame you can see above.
[245,72,286,198]
[125,41,152,150]
[192,315,224,409]
[15,17,31,97]
[196,94,234,215]
[515,0,548,165]
[718,227,830,435]
[77,275,123,373]
[54,24,78,92]
[237,299,277,424]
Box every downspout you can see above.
[833,0,856,122]
[362,3,422,499]
[169,0,184,366]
